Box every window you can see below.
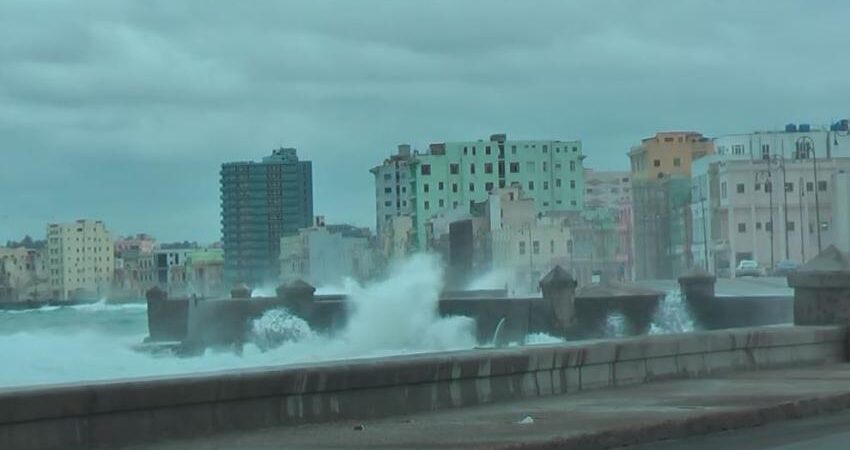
[526,161,535,172]
[732,144,744,155]
[470,164,476,174]
[761,144,770,159]
[485,163,493,174]
[550,240,555,253]
[438,182,444,190]
[571,200,577,206]
[472,146,476,156]
[485,182,494,191]
[384,200,392,207]
[439,199,444,207]
[567,239,574,254]
[543,181,549,190]
[570,180,576,189]
[463,147,468,155]
[511,145,517,154]
[424,183,430,193]
[528,181,534,191]
[653,159,661,167]
[736,183,745,194]
[421,164,431,175]
[755,183,761,191]
[787,221,795,231]
[383,173,392,181]
[738,223,746,233]
[756,222,762,230]
[765,182,772,193]
[673,158,681,167]
[509,162,519,173]
[721,182,727,198]
[384,187,392,193]
[556,179,562,188]
[785,182,794,192]
[453,201,459,208]
[765,221,773,232]
[572,146,578,152]
[543,145,548,153]
[486,146,491,155]
[519,241,526,255]
[819,181,828,191]
[452,183,458,193]
[450,163,459,175]
[569,161,576,171]
[533,241,540,255]
[469,183,475,192]
[542,161,548,172]
[806,182,814,192]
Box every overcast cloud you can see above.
[2,0,849,243]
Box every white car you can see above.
[735,260,762,277]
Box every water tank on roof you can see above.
[799,123,811,132]
[785,123,797,132]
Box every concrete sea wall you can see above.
[1,325,845,450]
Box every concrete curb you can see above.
[500,392,850,450]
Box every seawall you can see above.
[1,325,845,450]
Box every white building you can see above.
[486,187,572,293]
[690,148,850,275]
[370,144,415,246]
[280,223,379,287]
[47,220,114,300]
[832,171,850,253]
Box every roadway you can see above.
[123,364,850,450]
[635,276,793,297]
[623,409,850,450]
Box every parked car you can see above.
[772,259,800,277]
[735,260,762,277]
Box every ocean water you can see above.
[0,254,478,389]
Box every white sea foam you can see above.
[648,290,695,335]
[0,253,479,388]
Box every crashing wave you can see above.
[250,308,315,351]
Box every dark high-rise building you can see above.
[220,148,313,287]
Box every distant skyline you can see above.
[2,0,850,243]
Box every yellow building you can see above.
[629,131,713,181]
[47,220,115,300]
[629,132,714,280]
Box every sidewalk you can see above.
[124,364,850,450]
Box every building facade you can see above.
[46,220,114,300]
[0,247,47,302]
[185,248,225,298]
[690,123,850,274]
[279,221,379,287]
[370,144,415,243]
[410,133,585,250]
[583,169,634,280]
[629,131,713,279]
[221,148,313,287]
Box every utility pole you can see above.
[699,184,709,271]
[796,136,822,253]
[800,177,806,264]
[776,156,790,261]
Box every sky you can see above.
[2,0,849,243]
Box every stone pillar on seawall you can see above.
[539,265,578,336]
[788,246,850,326]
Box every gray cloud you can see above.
[2,0,849,242]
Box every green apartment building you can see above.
[410,133,585,249]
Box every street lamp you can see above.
[754,170,775,269]
[795,136,822,253]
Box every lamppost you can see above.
[698,183,709,271]
[799,177,806,263]
[795,136,822,253]
[754,170,775,269]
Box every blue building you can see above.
[220,148,313,287]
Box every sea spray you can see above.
[648,290,695,335]
[339,253,476,352]
[0,253,479,388]
[604,312,628,338]
[250,308,315,351]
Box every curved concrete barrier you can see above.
[0,326,845,450]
